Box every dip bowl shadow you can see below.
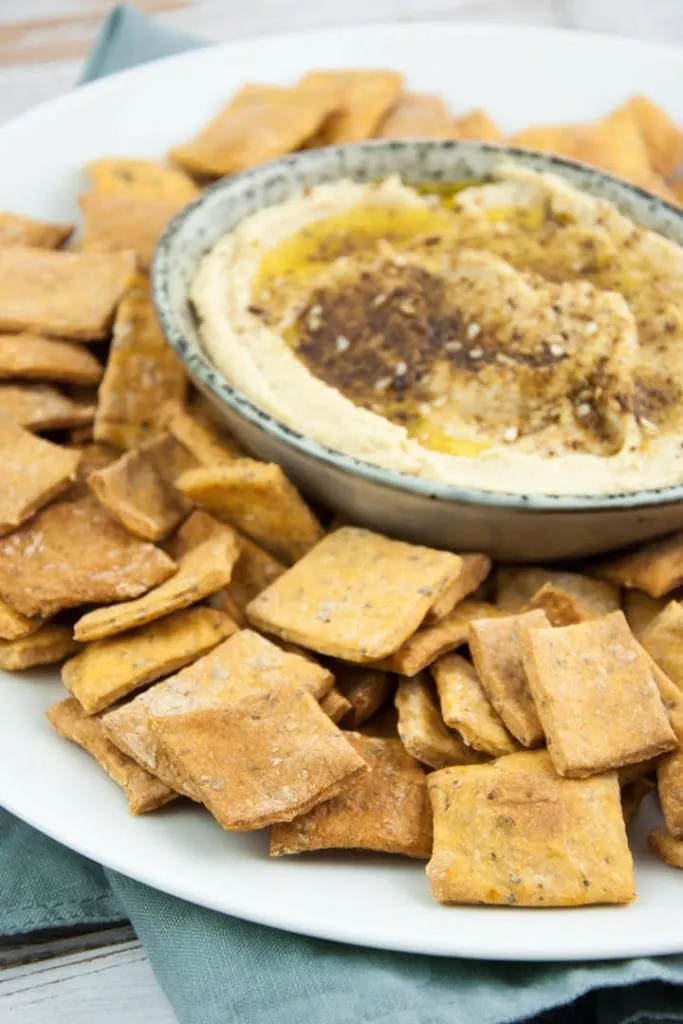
[152,139,683,561]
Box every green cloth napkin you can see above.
[4,7,683,1022]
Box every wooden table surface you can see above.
[1,1,683,1021]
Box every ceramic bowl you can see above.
[152,139,683,561]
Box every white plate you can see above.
[2,21,683,961]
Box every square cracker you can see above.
[0,246,134,340]
[623,590,669,639]
[0,211,72,249]
[452,108,503,141]
[270,732,432,858]
[332,663,392,728]
[589,532,683,598]
[0,420,80,535]
[657,743,683,839]
[79,193,188,271]
[300,70,403,144]
[468,610,548,747]
[0,624,80,670]
[167,401,245,464]
[169,82,343,178]
[85,158,199,202]
[0,334,103,385]
[424,553,492,623]
[431,652,518,757]
[648,828,683,870]
[618,96,683,177]
[395,673,486,770]
[101,629,333,778]
[0,493,175,618]
[319,687,353,724]
[496,566,620,618]
[247,526,463,662]
[0,383,95,432]
[148,689,367,830]
[640,600,683,688]
[73,531,240,642]
[374,92,455,139]
[63,606,238,714]
[46,698,176,814]
[94,276,187,450]
[0,599,40,641]
[521,610,676,777]
[88,447,190,542]
[374,600,504,676]
[426,750,635,906]
[177,459,323,565]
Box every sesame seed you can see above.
[502,426,519,443]
[445,340,462,352]
[335,335,350,353]
[585,322,598,336]
[576,402,592,418]
[641,417,659,436]
[392,253,407,267]
[419,402,432,416]
[432,396,447,408]
[374,376,392,391]
[372,293,387,307]
[469,347,484,360]
[549,342,565,358]
[394,360,408,377]
[466,322,482,340]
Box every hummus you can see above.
[191,167,683,496]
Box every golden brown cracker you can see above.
[101,629,334,779]
[374,92,455,139]
[621,776,655,827]
[590,532,683,598]
[521,610,675,777]
[0,493,175,618]
[357,705,400,739]
[468,610,548,747]
[376,600,504,676]
[0,420,80,535]
[0,383,95,431]
[94,276,187,450]
[641,600,683,688]
[85,158,199,202]
[46,697,176,814]
[496,566,619,617]
[648,828,683,869]
[270,732,432,858]
[164,507,232,559]
[623,589,669,639]
[0,212,72,250]
[320,687,353,724]
[452,108,503,141]
[424,553,492,623]
[0,245,134,340]
[427,750,634,906]
[332,663,392,728]
[301,70,403,144]
[618,96,683,177]
[80,192,186,271]
[431,652,518,757]
[139,433,199,486]
[88,447,190,541]
[247,526,463,662]
[0,334,103,385]
[395,673,485,770]
[64,607,237,714]
[169,82,342,178]
[658,745,683,839]
[0,624,80,670]
[71,442,118,482]
[74,531,239,642]
[177,459,323,565]
[0,599,40,642]
[167,402,245,465]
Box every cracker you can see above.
[468,610,548,747]
[169,82,342,177]
[426,750,635,906]
[0,420,80,535]
[140,432,199,484]
[621,776,655,827]
[0,211,72,249]
[247,526,462,661]
[375,600,504,676]
[46,697,176,814]
[177,459,323,565]
[0,624,80,670]
[640,601,683,688]
[639,648,683,735]
[0,334,103,385]
[496,566,620,617]
[71,442,118,482]
[424,553,492,623]
[395,673,486,770]
[431,652,518,757]
[64,607,238,714]
[271,732,432,858]
[101,629,334,780]
[0,599,40,641]
[88,447,190,541]
[0,383,95,431]
[301,70,403,144]
[85,158,199,202]
[73,532,240,642]
[590,532,683,598]
[374,92,455,139]
[623,590,669,639]
[167,401,245,464]
[657,743,683,838]
[332,663,392,727]
[357,705,400,739]
[0,246,134,340]
[0,493,175,618]
[94,276,187,450]
[521,610,675,777]
[80,193,188,271]
[618,96,683,177]
[320,687,353,724]
[648,828,683,869]
[452,109,503,141]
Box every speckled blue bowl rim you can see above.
[152,138,683,513]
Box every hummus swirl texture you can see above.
[191,168,683,496]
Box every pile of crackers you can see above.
[2,72,683,910]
